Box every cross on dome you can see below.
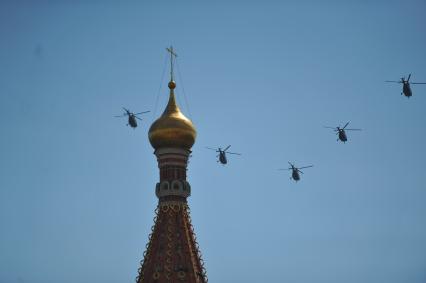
[166,45,178,82]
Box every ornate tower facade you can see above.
[136,48,207,283]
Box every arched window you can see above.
[172,180,182,191]
[161,181,170,191]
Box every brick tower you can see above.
[136,47,207,283]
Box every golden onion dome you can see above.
[148,81,196,150]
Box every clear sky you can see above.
[1,1,425,282]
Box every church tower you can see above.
[136,47,207,283]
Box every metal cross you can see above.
[166,46,178,81]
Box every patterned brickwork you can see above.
[136,148,207,283]
[136,201,207,283]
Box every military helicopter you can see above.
[385,74,426,98]
[115,107,150,128]
[279,162,313,182]
[206,145,241,165]
[324,122,361,143]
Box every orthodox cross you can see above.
[166,46,178,81]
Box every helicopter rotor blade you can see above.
[205,147,218,151]
[226,152,241,155]
[297,169,304,174]
[343,122,350,129]
[298,165,313,170]
[114,115,125,118]
[345,128,362,131]
[410,82,426,84]
[135,116,143,121]
[407,74,411,82]
[223,145,231,152]
[279,167,293,170]
[385,80,402,83]
[135,111,151,115]
[122,107,130,113]
[324,126,338,132]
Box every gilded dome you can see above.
[148,81,196,150]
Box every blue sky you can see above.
[1,1,425,282]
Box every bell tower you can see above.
[136,47,207,283]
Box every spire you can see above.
[136,48,207,282]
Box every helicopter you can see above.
[324,122,361,143]
[385,74,426,98]
[279,162,313,182]
[206,145,241,165]
[115,107,150,128]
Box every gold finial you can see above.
[168,80,176,90]
[148,46,196,150]
[166,45,178,83]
